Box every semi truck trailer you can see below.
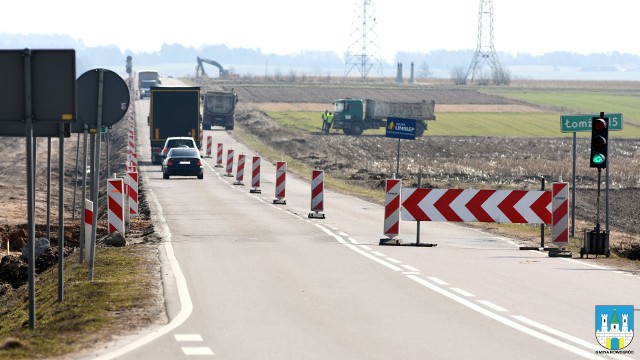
[148,86,201,164]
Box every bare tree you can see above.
[450,67,467,85]
[475,71,491,86]
[492,68,511,86]
[287,69,297,83]
[274,68,283,82]
[418,61,432,78]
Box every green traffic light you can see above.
[592,153,606,166]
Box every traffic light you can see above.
[125,56,132,74]
[589,115,608,169]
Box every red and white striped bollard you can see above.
[250,156,261,194]
[273,161,286,204]
[107,178,125,235]
[380,178,401,244]
[215,142,224,167]
[127,171,139,218]
[206,136,213,157]
[225,149,234,177]
[308,169,325,218]
[234,154,245,185]
[83,199,93,263]
[552,181,569,250]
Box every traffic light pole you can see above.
[595,169,602,231]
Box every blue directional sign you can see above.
[386,117,417,140]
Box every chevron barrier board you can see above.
[401,188,552,224]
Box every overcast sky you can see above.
[2,0,638,61]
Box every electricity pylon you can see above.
[344,0,384,81]
[466,0,505,84]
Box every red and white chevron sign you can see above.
[401,188,552,224]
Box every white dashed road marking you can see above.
[450,287,475,297]
[477,300,507,312]
[427,277,448,286]
[181,347,214,356]
[175,334,203,342]
[401,265,420,272]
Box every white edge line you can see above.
[512,315,634,358]
[407,275,604,360]
[93,173,194,360]
[315,224,403,272]
[561,258,610,270]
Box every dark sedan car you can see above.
[162,148,204,179]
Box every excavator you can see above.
[196,57,230,79]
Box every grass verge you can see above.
[0,245,163,360]
[232,125,383,202]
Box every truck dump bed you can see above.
[204,91,236,114]
[367,100,436,121]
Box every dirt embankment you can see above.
[0,108,158,291]
[222,81,640,264]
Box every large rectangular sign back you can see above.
[0,49,75,123]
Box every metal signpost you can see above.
[560,113,623,238]
[0,49,76,329]
[76,68,130,281]
[384,117,436,247]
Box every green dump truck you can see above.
[332,98,436,136]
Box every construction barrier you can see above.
[383,179,401,240]
[128,152,138,172]
[83,199,93,262]
[216,142,224,167]
[107,178,125,235]
[206,136,213,157]
[128,135,135,156]
[273,161,287,204]
[250,156,261,193]
[234,154,245,185]
[308,170,325,218]
[127,171,139,218]
[552,182,569,248]
[225,149,234,177]
[401,188,551,224]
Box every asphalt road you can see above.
[86,84,639,360]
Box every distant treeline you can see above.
[2,33,639,76]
